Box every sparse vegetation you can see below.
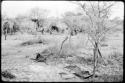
[20,38,48,46]
[2,70,16,80]
[2,1,123,82]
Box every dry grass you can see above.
[2,31,123,82]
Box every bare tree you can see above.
[74,1,117,78]
[58,11,80,57]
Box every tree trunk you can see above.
[36,22,39,31]
[82,42,100,79]
[4,29,7,40]
[41,28,44,35]
[58,36,68,56]
[36,27,38,31]
[5,34,7,40]
[92,42,99,78]
[69,34,72,49]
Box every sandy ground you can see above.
[1,31,123,82]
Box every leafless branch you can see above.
[98,1,101,18]
[87,34,95,47]
[89,2,96,17]
[98,24,119,41]
[80,3,94,29]
[100,3,115,13]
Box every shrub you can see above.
[39,43,76,65]
[2,70,16,79]
[98,51,123,67]
[20,38,48,46]
[108,51,123,65]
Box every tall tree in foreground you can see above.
[75,1,117,78]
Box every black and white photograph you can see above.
[1,1,123,82]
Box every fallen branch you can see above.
[73,72,93,79]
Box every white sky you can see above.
[1,1,124,19]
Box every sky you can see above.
[1,1,124,20]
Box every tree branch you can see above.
[87,34,95,48]
[89,2,96,17]
[79,3,94,29]
[98,1,100,18]
[100,3,114,13]
[98,24,119,41]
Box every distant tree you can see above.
[3,21,9,40]
[14,15,25,34]
[2,17,17,40]
[29,7,49,32]
[2,12,9,34]
[13,21,20,33]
